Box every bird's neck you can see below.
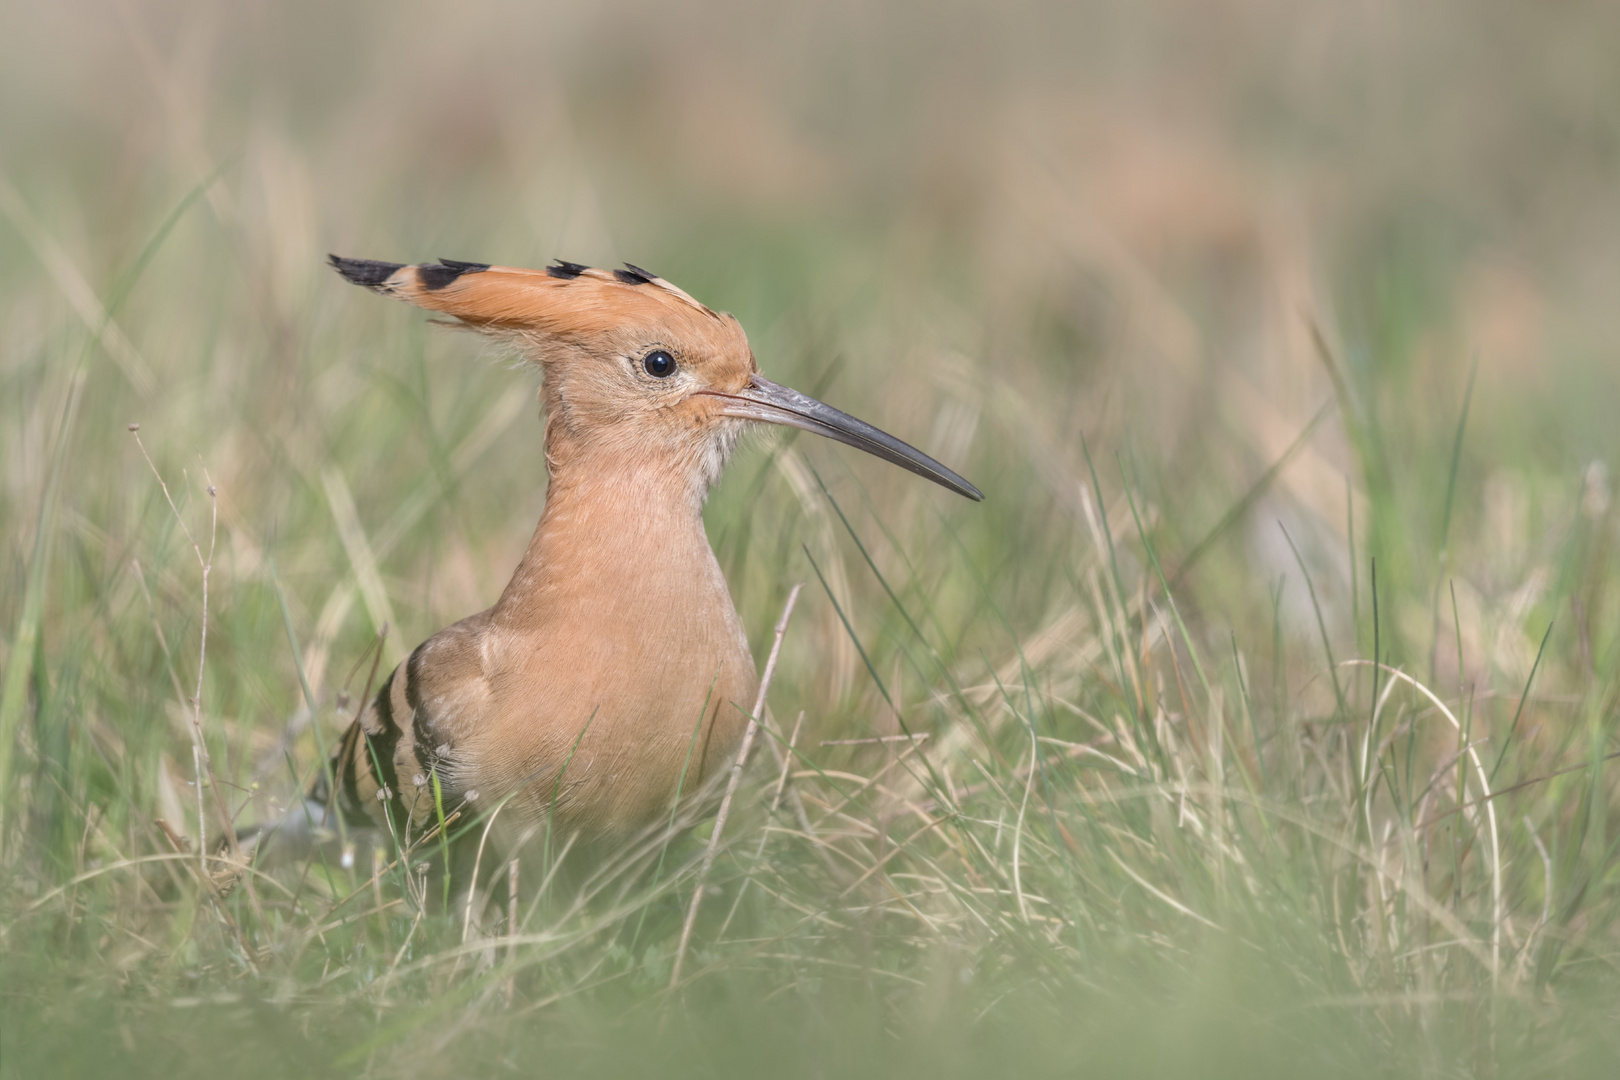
[491,456,722,630]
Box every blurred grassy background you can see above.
[4,0,1620,1076]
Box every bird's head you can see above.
[330,255,982,503]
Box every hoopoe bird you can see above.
[287,255,979,879]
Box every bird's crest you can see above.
[328,255,724,342]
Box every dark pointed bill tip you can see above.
[705,375,984,501]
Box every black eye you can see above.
[643,350,675,378]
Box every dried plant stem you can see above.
[762,719,820,849]
[463,799,509,943]
[716,711,804,942]
[669,583,802,990]
[132,432,240,859]
[505,858,520,1005]
[192,744,207,880]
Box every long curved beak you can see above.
[701,374,984,501]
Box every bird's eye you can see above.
[643,350,676,378]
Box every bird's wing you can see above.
[322,611,493,842]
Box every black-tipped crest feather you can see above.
[329,255,405,288]
[546,260,588,279]
[418,259,491,290]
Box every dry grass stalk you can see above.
[670,583,803,990]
